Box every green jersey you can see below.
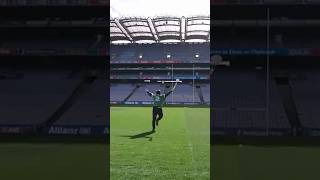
[152,94,166,107]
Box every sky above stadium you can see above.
[110,0,210,18]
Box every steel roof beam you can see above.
[115,19,133,42]
[147,17,159,42]
[151,18,161,42]
[181,16,186,41]
[111,16,210,43]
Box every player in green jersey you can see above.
[145,82,178,132]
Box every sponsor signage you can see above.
[212,128,292,136]
[0,125,108,136]
[212,48,320,56]
[46,126,108,135]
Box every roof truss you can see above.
[110,16,210,44]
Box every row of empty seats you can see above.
[2,68,319,130]
[110,43,210,63]
[110,72,208,79]
[110,83,210,103]
[0,69,108,126]
[290,70,320,128]
[0,70,81,125]
[54,79,107,126]
[212,68,291,129]
[2,37,102,49]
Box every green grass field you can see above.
[0,143,108,180]
[213,145,320,180]
[2,106,320,180]
[110,106,210,180]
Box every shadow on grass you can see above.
[120,130,155,141]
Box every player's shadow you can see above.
[120,130,155,141]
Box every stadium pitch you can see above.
[213,145,320,180]
[110,106,210,180]
[0,141,108,180]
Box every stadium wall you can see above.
[212,126,320,137]
[110,101,210,106]
[0,125,108,136]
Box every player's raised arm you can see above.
[172,82,178,91]
[145,89,153,97]
[165,82,178,98]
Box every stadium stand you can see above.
[54,79,106,126]
[0,69,81,125]
[212,68,290,129]
[2,37,99,49]
[110,72,208,80]
[111,43,210,63]
[110,23,210,104]
[110,84,133,102]
[110,83,208,104]
[201,84,210,103]
[291,70,320,129]
[0,2,107,136]
[211,4,320,136]
[127,84,161,102]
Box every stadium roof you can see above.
[110,16,210,44]
[111,0,209,18]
